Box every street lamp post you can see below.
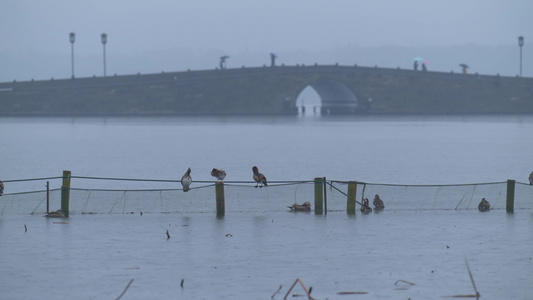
[518,36,524,77]
[69,32,75,79]
[101,33,107,77]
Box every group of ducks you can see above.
[179,166,268,192]
[288,194,386,213]
[179,166,498,214]
[361,195,492,212]
[360,194,385,214]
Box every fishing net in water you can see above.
[344,181,529,211]
[1,176,532,215]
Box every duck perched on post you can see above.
[478,198,490,212]
[288,201,311,212]
[373,194,385,210]
[181,168,192,192]
[252,166,268,188]
[211,168,226,182]
[361,198,372,214]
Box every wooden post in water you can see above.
[216,182,225,217]
[506,179,515,213]
[60,170,71,218]
[323,177,327,215]
[314,177,324,215]
[46,181,50,214]
[347,181,357,214]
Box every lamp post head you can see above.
[519,36,524,47]
[101,33,107,45]
[69,32,75,44]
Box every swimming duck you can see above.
[180,168,192,192]
[373,194,385,209]
[478,198,490,212]
[45,210,65,218]
[288,201,311,212]
[361,198,372,214]
[529,171,533,185]
[211,168,226,182]
[252,166,268,188]
[0,180,4,196]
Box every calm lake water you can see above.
[1,115,533,185]
[1,115,533,299]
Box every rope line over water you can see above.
[2,176,63,183]
[70,175,313,185]
[329,179,509,187]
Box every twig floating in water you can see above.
[337,291,368,295]
[166,230,170,239]
[464,257,480,298]
[271,284,282,299]
[24,224,27,232]
[115,279,134,300]
[394,279,416,286]
[181,278,184,288]
[443,258,480,299]
[283,278,316,300]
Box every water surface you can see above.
[1,115,532,299]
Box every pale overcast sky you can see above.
[1,0,531,81]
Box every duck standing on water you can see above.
[373,194,385,209]
[478,198,490,212]
[0,180,4,196]
[361,198,372,214]
[529,171,533,185]
[252,166,268,188]
[45,210,65,218]
[181,168,192,192]
[211,168,226,182]
[288,201,311,212]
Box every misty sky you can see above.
[1,0,532,82]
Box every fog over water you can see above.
[1,0,532,82]
[2,4,533,298]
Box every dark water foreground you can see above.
[1,210,531,299]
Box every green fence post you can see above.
[60,170,71,218]
[347,181,357,215]
[323,177,327,215]
[314,177,324,215]
[216,182,225,217]
[506,179,515,213]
